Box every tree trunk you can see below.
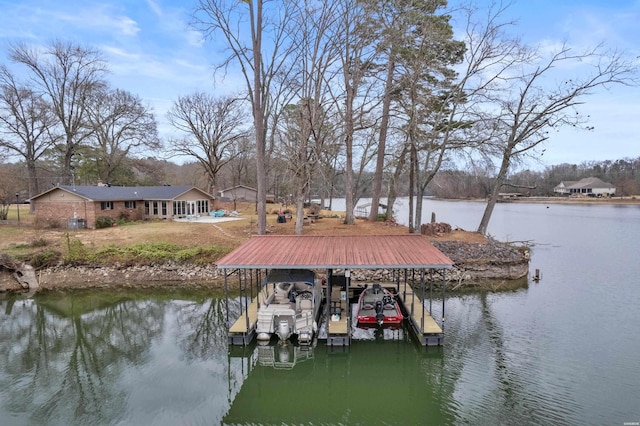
[26,159,39,213]
[415,180,424,232]
[386,143,409,222]
[368,58,395,221]
[294,193,305,235]
[477,151,512,235]
[408,142,417,233]
[344,136,355,225]
[250,0,267,235]
[343,82,355,225]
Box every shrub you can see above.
[64,234,88,264]
[176,247,202,262]
[96,216,116,229]
[122,242,181,264]
[308,203,321,215]
[30,237,48,248]
[34,217,61,229]
[29,249,62,268]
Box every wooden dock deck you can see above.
[326,286,350,346]
[398,289,443,346]
[327,314,349,346]
[228,296,259,345]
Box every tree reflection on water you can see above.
[176,297,235,362]
[0,291,163,424]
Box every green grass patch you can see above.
[59,239,231,266]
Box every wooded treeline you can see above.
[429,157,640,199]
[1,1,637,234]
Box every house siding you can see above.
[32,192,93,228]
[32,199,144,229]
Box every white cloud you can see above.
[51,7,140,37]
[146,0,163,18]
[116,16,141,37]
[185,29,205,48]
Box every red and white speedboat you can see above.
[356,283,403,326]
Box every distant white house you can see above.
[553,177,616,197]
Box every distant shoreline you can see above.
[433,196,640,206]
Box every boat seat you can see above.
[363,303,374,310]
[274,290,289,303]
[384,304,395,310]
[300,299,312,310]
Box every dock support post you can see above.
[441,269,446,328]
[243,269,250,333]
[421,270,426,333]
[345,269,351,344]
[395,269,400,295]
[224,269,229,327]
[429,269,433,315]
[402,269,408,302]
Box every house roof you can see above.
[570,177,614,189]
[556,181,577,188]
[220,185,256,193]
[31,185,212,202]
[555,177,614,190]
[216,235,454,270]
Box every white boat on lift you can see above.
[256,269,321,344]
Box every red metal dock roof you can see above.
[216,235,454,269]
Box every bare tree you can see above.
[477,43,638,234]
[0,163,26,219]
[167,93,248,193]
[9,41,108,184]
[275,0,341,234]
[0,65,60,198]
[226,136,256,189]
[85,88,159,185]
[193,0,299,234]
[326,0,379,225]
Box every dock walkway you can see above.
[228,296,259,345]
[398,289,443,346]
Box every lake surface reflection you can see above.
[1,199,640,425]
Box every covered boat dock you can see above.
[216,234,454,346]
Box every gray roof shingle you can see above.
[57,185,206,201]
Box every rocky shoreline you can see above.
[1,239,529,292]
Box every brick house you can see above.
[30,184,214,229]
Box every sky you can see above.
[0,0,638,170]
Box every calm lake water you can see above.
[1,199,640,425]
